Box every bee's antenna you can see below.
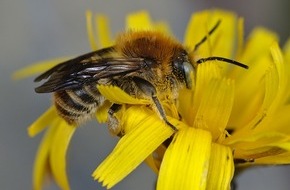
[193,19,249,70]
[193,20,221,52]
[196,56,249,69]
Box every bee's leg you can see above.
[108,103,122,115]
[107,103,122,136]
[132,77,177,131]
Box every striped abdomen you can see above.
[53,85,105,125]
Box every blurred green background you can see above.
[1,0,289,189]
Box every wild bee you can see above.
[35,21,248,133]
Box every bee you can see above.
[35,21,248,133]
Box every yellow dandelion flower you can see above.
[16,9,290,190]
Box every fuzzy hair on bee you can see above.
[35,22,248,133]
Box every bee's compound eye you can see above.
[183,61,194,89]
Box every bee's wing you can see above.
[34,47,114,82]
[34,47,146,93]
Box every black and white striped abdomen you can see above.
[53,84,105,125]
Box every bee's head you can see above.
[116,31,196,89]
[171,49,195,89]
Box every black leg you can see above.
[108,103,122,116]
[132,77,177,131]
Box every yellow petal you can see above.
[194,78,234,141]
[194,62,220,105]
[229,29,278,128]
[12,57,69,80]
[126,11,153,30]
[267,105,290,134]
[230,42,285,133]
[184,10,212,52]
[268,42,286,109]
[225,131,290,161]
[226,17,246,78]
[178,87,194,125]
[32,124,58,190]
[184,10,236,58]
[284,37,290,62]
[226,131,290,148]
[180,62,220,125]
[254,42,285,122]
[50,120,76,190]
[97,85,150,105]
[234,146,290,163]
[145,145,167,175]
[153,21,172,35]
[93,106,174,189]
[283,38,290,96]
[206,143,234,190]
[255,151,290,164]
[157,128,212,190]
[28,106,58,137]
[232,28,278,84]
[95,14,113,47]
[209,10,237,58]
[144,154,159,174]
[228,55,269,128]
[85,11,98,50]
[235,17,244,58]
[126,11,170,34]
[240,28,278,64]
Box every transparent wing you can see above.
[34,47,146,93]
